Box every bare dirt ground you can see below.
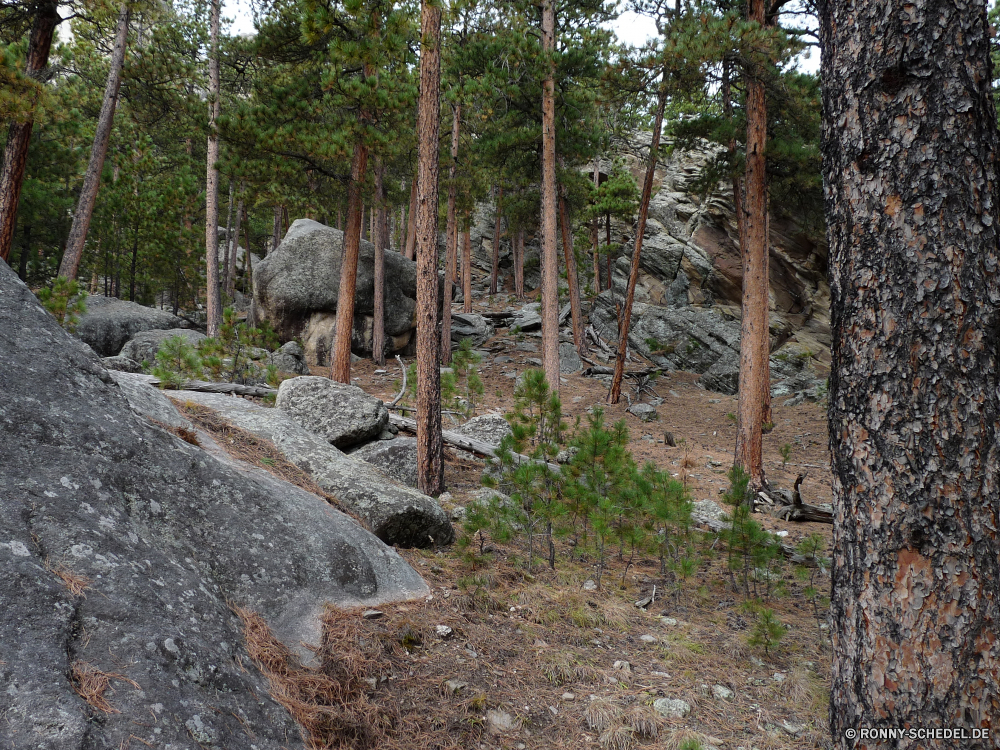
[273,293,836,750]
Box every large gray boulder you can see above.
[118,328,208,365]
[0,263,428,749]
[252,219,433,361]
[267,340,311,375]
[75,295,190,356]
[351,437,419,489]
[450,312,495,347]
[157,389,453,547]
[277,375,389,448]
[456,413,512,445]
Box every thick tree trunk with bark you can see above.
[330,141,369,383]
[441,103,461,364]
[539,0,560,392]
[559,194,586,356]
[405,175,417,260]
[58,4,130,280]
[607,72,667,405]
[0,0,59,264]
[734,0,771,493]
[204,0,223,337]
[372,161,387,366]
[821,0,1000,743]
[490,184,503,295]
[462,224,472,313]
[415,0,444,496]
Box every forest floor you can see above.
[272,296,835,750]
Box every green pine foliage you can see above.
[152,335,203,389]
[718,466,783,601]
[37,277,87,332]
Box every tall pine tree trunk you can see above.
[0,0,58,264]
[405,174,417,260]
[330,140,369,382]
[822,0,1000,740]
[372,160,387,366]
[228,182,244,297]
[441,102,461,364]
[607,69,667,404]
[540,0,559,392]
[415,0,444,496]
[462,223,472,313]
[734,0,771,494]
[204,0,222,337]
[59,4,130,280]
[221,179,234,298]
[559,192,586,356]
[490,184,502,295]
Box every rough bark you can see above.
[204,0,223,338]
[415,0,444,496]
[539,0,559,393]
[490,184,503,295]
[462,224,472,313]
[607,70,667,405]
[227,182,244,298]
[441,102,461,364]
[405,174,417,260]
[821,0,1000,743]
[513,226,524,298]
[330,140,369,383]
[58,4,130,280]
[372,161,386,366]
[734,0,771,493]
[0,0,59,264]
[559,193,586,356]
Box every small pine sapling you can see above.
[38,277,87,332]
[152,336,202,389]
[780,443,792,467]
[745,601,787,656]
[720,466,782,599]
[795,533,831,637]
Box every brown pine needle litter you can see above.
[70,661,140,714]
[45,560,91,597]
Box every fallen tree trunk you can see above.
[766,474,833,523]
[122,373,277,398]
[582,365,662,378]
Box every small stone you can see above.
[772,672,786,683]
[782,720,806,736]
[362,609,384,620]
[548,706,558,715]
[712,685,734,701]
[651,671,670,678]
[435,625,453,638]
[613,660,631,673]
[775,530,789,538]
[660,617,678,626]
[582,579,597,591]
[444,679,468,694]
[486,709,515,734]
[533,639,549,648]
[652,698,691,719]
[364,677,378,689]
[562,692,576,701]
[640,634,657,643]
[635,596,653,609]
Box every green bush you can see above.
[38,277,87,332]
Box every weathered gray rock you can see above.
[0,264,428,750]
[277,375,389,448]
[511,303,542,331]
[267,340,311,375]
[252,219,435,359]
[559,341,581,373]
[108,370,193,430]
[450,312,495,347]
[456,413,512,445]
[158,388,452,547]
[75,294,190,356]
[627,402,658,422]
[652,698,692,719]
[351,437,418,488]
[119,328,208,365]
[101,354,142,372]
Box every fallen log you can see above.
[582,365,662,378]
[765,474,833,524]
[121,373,278,398]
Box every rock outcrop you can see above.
[351,437,420,489]
[252,219,428,362]
[277,375,389,448]
[0,262,428,749]
[267,340,311,375]
[75,294,191,356]
[118,328,208,365]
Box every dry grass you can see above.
[585,698,622,731]
[70,661,139,714]
[46,560,90,597]
[600,724,637,750]
[626,704,661,739]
